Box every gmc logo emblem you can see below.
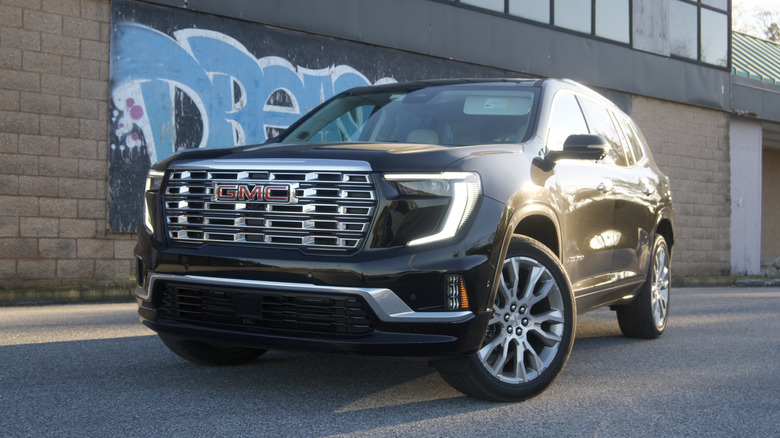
[213,184,295,203]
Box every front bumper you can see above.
[135,194,506,359]
[137,274,474,323]
[137,274,491,358]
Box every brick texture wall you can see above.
[631,96,731,277]
[0,0,136,288]
[0,0,739,289]
[762,148,780,258]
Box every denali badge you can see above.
[213,183,296,203]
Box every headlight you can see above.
[384,172,481,246]
[145,169,164,192]
[143,169,165,234]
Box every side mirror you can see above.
[547,134,608,162]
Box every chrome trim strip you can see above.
[168,158,373,172]
[135,285,149,300]
[138,274,473,324]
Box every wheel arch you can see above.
[503,201,562,260]
[484,201,563,311]
[655,207,674,252]
[514,214,560,259]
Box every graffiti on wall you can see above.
[111,24,395,163]
[108,0,518,232]
[109,22,395,232]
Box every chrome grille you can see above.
[163,163,376,251]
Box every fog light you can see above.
[446,275,469,311]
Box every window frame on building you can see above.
[444,0,731,70]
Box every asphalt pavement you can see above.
[0,287,778,437]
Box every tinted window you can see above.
[578,98,628,167]
[462,0,504,13]
[615,114,645,165]
[595,0,629,43]
[611,113,635,166]
[555,0,591,33]
[670,1,697,59]
[316,105,376,143]
[509,0,550,23]
[701,8,728,67]
[629,120,652,159]
[281,86,539,146]
[546,93,589,151]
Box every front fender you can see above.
[482,200,563,312]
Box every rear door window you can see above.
[577,98,628,167]
[615,113,645,165]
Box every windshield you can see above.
[280,85,539,146]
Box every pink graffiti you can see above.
[130,105,144,120]
[124,98,145,121]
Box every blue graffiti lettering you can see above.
[110,23,395,163]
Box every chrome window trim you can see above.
[137,274,473,324]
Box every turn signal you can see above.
[446,275,470,311]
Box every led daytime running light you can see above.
[384,172,481,246]
[143,169,164,235]
[145,169,165,192]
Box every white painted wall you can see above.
[730,118,763,275]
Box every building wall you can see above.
[0,0,136,288]
[729,118,762,275]
[0,0,740,290]
[106,0,519,233]
[631,96,732,277]
[762,148,780,258]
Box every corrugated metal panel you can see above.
[732,32,780,85]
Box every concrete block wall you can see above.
[762,148,780,258]
[0,0,136,288]
[631,96,732,277]
[0,0,740,291]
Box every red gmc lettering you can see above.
[214,184,290,202]
[216,185,238,200]
[238,185,264,201]
[264,185,289,202]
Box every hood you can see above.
[156,141,512,173]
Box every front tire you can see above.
[438,235,575,401]
[159,334,267,366]
[616,234,670,339]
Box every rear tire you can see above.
[159,334,267,366]
[616,235,670,339]
[438,235,575,401]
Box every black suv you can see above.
[135,78,674,401]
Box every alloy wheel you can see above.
[651,245,670,330]
[480,256,565,384]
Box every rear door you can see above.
[573,97,633,291]
[545,92,616,292]
[609,113,660,280]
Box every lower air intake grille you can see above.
[158,281,374,335]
